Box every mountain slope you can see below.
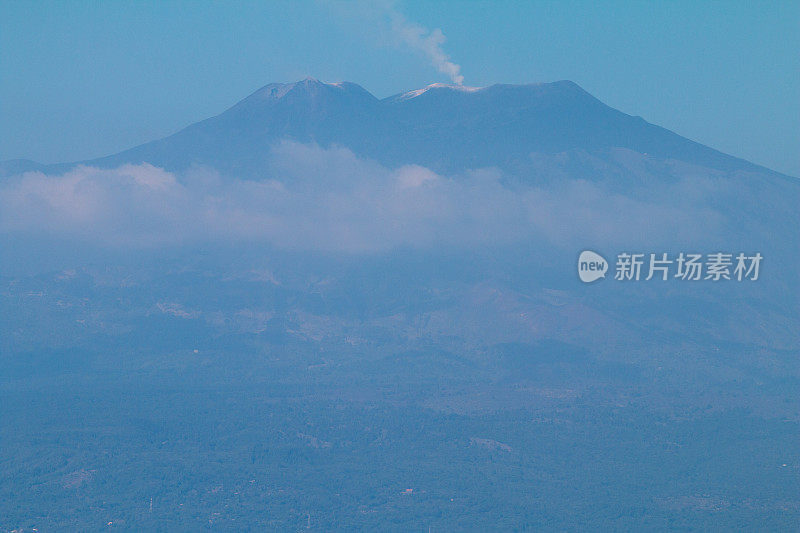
[5,78,783,180]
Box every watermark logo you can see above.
[578,251,762,283]
[578,250,608,283]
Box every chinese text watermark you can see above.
[578,251,762,283]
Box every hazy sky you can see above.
[1,0,798,176]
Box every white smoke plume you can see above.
[387,8,464,85]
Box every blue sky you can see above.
[1,0,798,176]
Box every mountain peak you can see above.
[394,82,486,101]
[240,79,590,107]
[229,79,377,112]
[9,78,772,179]
[387,80,596,104]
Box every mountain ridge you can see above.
[2,79,791,180]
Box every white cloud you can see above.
[0,142,729,252]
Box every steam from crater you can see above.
[387,6,464,85]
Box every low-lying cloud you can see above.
[0,142,728,252]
